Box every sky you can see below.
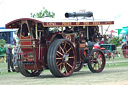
[0,0,128,32]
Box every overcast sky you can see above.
[0,0,128,31]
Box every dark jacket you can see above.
[6,47,13,59]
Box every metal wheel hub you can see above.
[97,58,102,65]
[63,54,69,62]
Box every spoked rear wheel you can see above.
[122,44,128,58]
[88,49,105,73]
[17,46,42,77]
[47,39,77,77]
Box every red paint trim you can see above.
[5,18,114,29]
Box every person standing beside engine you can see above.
[6,44,15,72]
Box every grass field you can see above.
[0,62,128,85]
[0,47,128,85]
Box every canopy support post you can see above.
[101,25,103,35]
[35,23,38,39]
[87,26,89,40]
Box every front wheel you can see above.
[47,39,77,77]
[88,49,106,73]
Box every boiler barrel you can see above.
[65,11,93,18]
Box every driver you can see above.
[64,27,73,33]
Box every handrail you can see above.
[20,39,39,41]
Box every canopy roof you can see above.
[0,29,17,32]
[6,18,114,29]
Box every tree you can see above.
[31,7,55,18]
[0,39,6,55]
[0,39,6,48]
[110,36,122,47]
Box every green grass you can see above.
[0,62,7,68]
[0,56,128,74]
[0,46,127,75]
[106,46,128,62]
[105,62,128,68]
[0,62,8,74]
[0,56,6,63]
[105,47,128,68]
[0,46,128,85]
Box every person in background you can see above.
[12,37,16,46]
[13,46,18,66]
[122,37,126,43]
[126,36,128,44]
[100,38,104,44]
[6,44,15,72]
[122,36,126,46]
[120,40,123,45]
[64,27,73,33]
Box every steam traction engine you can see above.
[5,12,114,77]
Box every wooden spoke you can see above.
[91,55,95,58]
[63,42,67,51]
[66,47,72,54]
[56,53,60,57]
[91,60,97,62]
[93,63,97,69]
[57,62,63,67]
[98,63,101,68]
[67,42,71,46]
[92,64,95,69]
[56,57,63,60]
[60,63,65,72]
[99,57,102,61]
[66,62,73,69]
[64,63,68,74]
[56,61,60,65]
[97,63,99,69]
[59,46,61,52]
[61,63,65,70]
[59,65,62,71]
[64,65,68,74]
[68,56,74,59]
[57,51,64,56]
[59,45,65,54]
